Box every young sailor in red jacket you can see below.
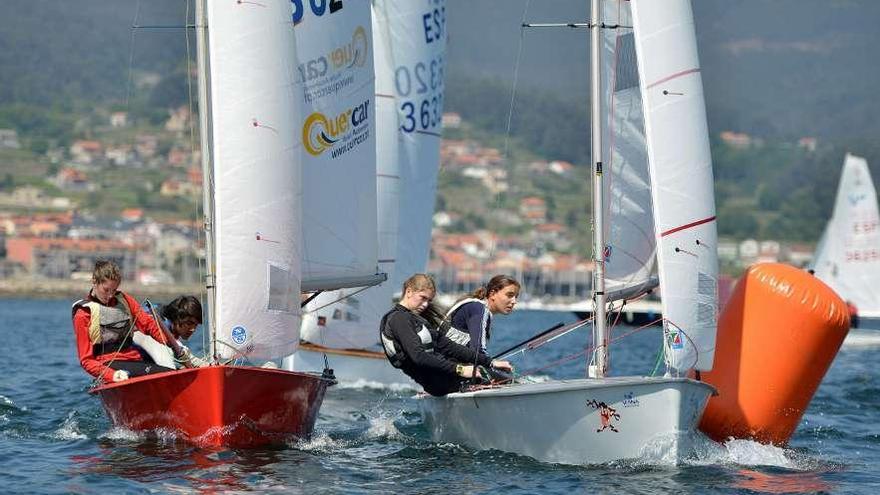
[72,260,174,384]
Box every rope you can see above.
[517,315,661,380]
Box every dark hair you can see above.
[161,295,203,324]
[468,274,521,300]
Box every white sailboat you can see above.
[419,0,719,465]
[812,153,880,329]
[290,0,447,387]
[92,0,384,446]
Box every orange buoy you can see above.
[699,262,850,445]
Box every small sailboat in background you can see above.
[291,0,447,387]
[811,153,880,335]
[419,0,719,465]
[92,0,384,447]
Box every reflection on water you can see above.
[69,441,289,494]
[733,468,835,494]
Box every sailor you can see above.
[135,295,209,369]
[444,274,520,361]
[379,273,509,396]
[160,295,209,368]
[72,260,173,384]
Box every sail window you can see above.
[267,264,297,313]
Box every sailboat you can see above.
[90,0,384,447]
[811,153,880,330]
[419,0,719,465]
[290,0,447,387]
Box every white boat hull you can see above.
[419,376,714,465]
[289,346,418,389]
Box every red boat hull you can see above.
[91,365,332,447]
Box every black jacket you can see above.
[380,304,491,396]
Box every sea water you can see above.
[1,298,878,493]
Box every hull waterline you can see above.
[419,376,714,465]
[91,365,333,447]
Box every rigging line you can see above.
[183,0,210,358]
[124,0,141,115]
[489,0,531,262]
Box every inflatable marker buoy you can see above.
[699,263,850,445]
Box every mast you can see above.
[194,0,217,361]
[589,0,608,378]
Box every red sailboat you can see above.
[91,367,332,447]
[90,0,383,447]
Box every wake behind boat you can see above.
[420,0,719,465]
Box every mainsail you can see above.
[601,0,656,301]
[297,2,383,293]
[631,0,719,372]
[300,0,446,350]
[207,1,303,361]
[812,153,880,317]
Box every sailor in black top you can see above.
[379,274,505,396]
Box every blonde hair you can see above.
[402,273,436,296]
[92,259,122,284]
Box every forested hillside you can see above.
[1,0,879,243]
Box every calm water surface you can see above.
[1,298,878,493]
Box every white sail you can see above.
[812,154,880,317]
[207,2,303,360]
[389,0,446,288]
[300,0,446,350]
[631,0,719,372]
[296,2,383,292]
[601,0,656,300]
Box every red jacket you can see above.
[73,290,167,383]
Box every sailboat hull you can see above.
[419,376,714,465]
[91,365,332,447]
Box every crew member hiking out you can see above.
[379,273,509,396]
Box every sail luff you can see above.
[194,0,216,359]
[590,0,609,378]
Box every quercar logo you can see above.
[302,100,370,156]
[231,325,247,345]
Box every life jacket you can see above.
[442,298,489,347]
[72,291,135,349]
[379,306,434,369]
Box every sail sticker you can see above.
[622,392,640,408]
[302,100,371,157]
[231,325,248,345]
[668,328,684,350]
[300,25,369,104]
[603,245,612,262]
[586,399,620,433]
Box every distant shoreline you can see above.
[0,278,204,301]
